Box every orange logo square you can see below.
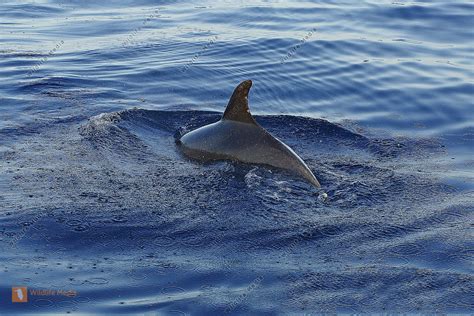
[12,287,28,303]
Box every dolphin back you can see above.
[179,80,321,188]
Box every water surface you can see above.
[0,0,473,314]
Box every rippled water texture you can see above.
[1,0,473,314]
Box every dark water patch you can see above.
[283,265,474,313]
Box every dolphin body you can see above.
[178,80,321,187]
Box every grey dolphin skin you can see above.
[178,80,321,187]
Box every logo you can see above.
[12,287,28,303]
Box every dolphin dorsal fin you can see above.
[222,80,257,124]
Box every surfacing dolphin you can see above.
[178,80,321,187]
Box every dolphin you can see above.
[178,80,321,187]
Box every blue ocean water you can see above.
[0,0,473,314]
